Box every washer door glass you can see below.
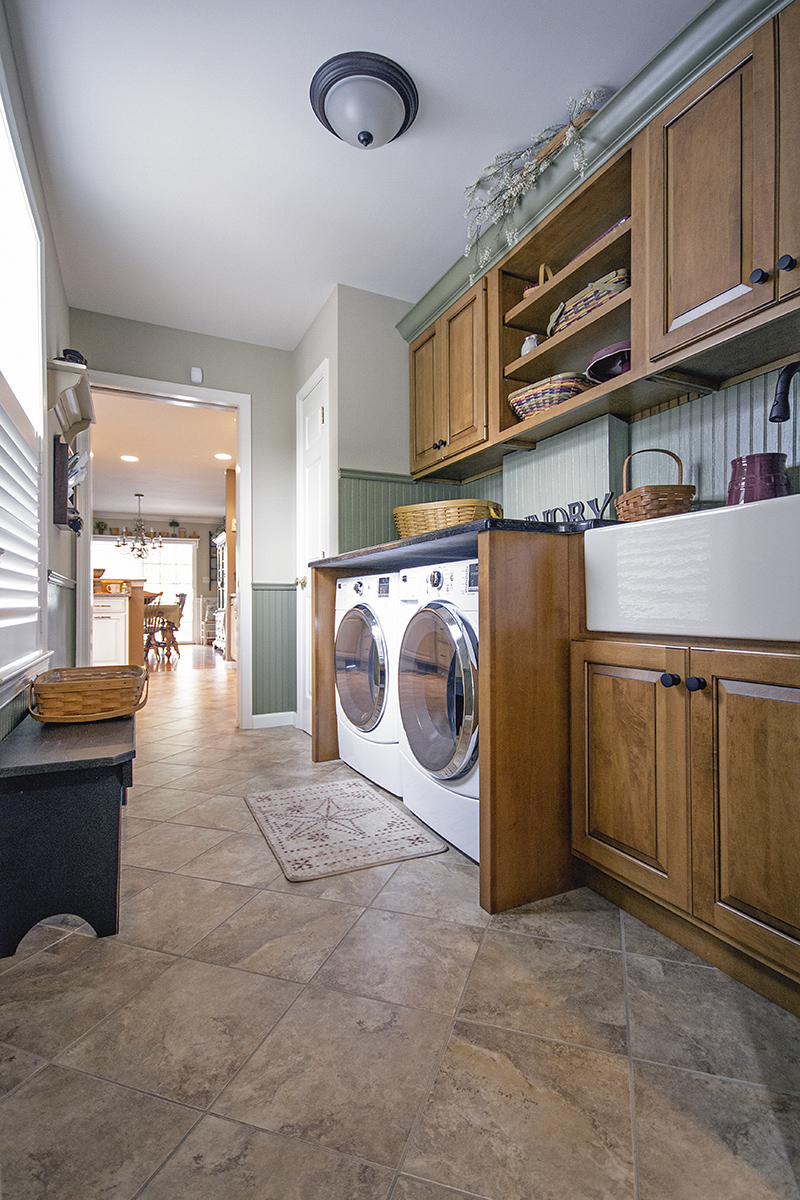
[398,601,478,779]
[334,604,388,732]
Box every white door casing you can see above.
[296,359,336,734]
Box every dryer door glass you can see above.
[334,604,388,732]
[398,601,478,779]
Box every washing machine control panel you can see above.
[428,570,443,589]
[353,581,364,595]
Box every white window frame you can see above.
[0,61,48,707]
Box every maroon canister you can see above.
[726,453,789,505]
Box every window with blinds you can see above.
[0,73,45,701]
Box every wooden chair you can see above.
[163,593,187,660]
[143,612,166,660]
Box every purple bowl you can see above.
[586,341,631,383]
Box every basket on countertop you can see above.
[615,449,696,522]
[507,373,592,420]
[393,498,503,538]
[28,665,149,723]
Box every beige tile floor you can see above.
[1,647,799,1199]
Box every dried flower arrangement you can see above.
[464,88,606,282]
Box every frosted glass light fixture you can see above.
[310,52,418,149]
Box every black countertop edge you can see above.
[309,518,611,573]
[0,715,136,777]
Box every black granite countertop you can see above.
[0,715,136,777]
[309,517,613,572]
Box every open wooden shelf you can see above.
[504,219,632,334]
[505,290,631,383]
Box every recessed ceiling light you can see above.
[120,455,139,462]
[215,453,232,461]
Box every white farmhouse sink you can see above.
[584,493,800,641]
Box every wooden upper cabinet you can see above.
[647,24,778,359]
[409,279,487,475]
[778,0,800,302]
[571,640,691,910]
[689,648,800,976]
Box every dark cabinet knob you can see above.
[686,676,707,692]
[660,673,681,688]
[437,439,446,448]
[777,254,797,272]
[749,267,770,284]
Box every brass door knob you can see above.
[294,576,308,589]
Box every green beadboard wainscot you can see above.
[252,583,297,715]
[338,468,504,553]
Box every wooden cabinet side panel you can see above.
[479,532,573,913]
[690,648,800,973]
[311,567,341,763]
[778,0,800,301]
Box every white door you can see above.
[296,360,335,734]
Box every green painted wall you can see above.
[252,584,297,715]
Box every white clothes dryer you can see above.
[334,572,402,796]
[396,560,480,860]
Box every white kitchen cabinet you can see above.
[92,595,129,666]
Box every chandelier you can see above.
[116,493,162,559]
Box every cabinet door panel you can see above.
[778,0,800,302]
[571,641,690,908]
[648,29,777,359]
[441,281,487,457]
[409,326,441,472]
[691,650,800,975]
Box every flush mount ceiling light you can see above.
[310,51,418,149]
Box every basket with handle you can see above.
[28,665,149,723]
[393,498,503,539]
[615,449,695,522]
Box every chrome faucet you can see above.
[768,360,800,423]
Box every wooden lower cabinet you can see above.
[571,640,691,910]
[572,639,800,985]
[689,648,800,977]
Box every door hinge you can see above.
[321,406,325,424]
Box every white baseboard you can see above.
[249,710,296,729]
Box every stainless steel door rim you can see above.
[334,604,388,732]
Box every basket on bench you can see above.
[29,665,149,723]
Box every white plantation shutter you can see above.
[0,373,42,683]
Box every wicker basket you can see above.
[615,449,696,522]
[29,665,149,723]
[547,268,630,337]
[393,498,503,539]
[508,373,592,420]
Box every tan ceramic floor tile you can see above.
[117,873,258,954]
[176,829,284,887]
[266,860,400,904]
[57,958,301,1108]
[488,885,623,949]
[169,792,254,830]
[122,814,157,841]
[186,890,363,981]
[403,1021,634,1199]
[622,912,714,966]
[0,923,69,975]
[159,745,241,767]
[0,935,174,1057]
[391,1179,491,1200]
[634,1061,800,1200]
[459,930,628,1054]
[166,767,258,794]
[0,1041,45,1096]
[133,761,201,787]
[314,909,483,1015]
[372,856,487,927]
[126,785,206,821]
[213,984,450,1167]
[120,865,167,901]
[627,956,800,1091]
[122,820,230,870]
[136,1113,394,1200]
[0,1065,198,1200]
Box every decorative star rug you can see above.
[245,779,447,881]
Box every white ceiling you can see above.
[8,0,713,352]
[7,0,714,517]
[90,389,237,521]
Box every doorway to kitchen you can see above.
[85,370,253,726]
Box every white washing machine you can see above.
[397,560,480,860]
[334,572,402,796]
